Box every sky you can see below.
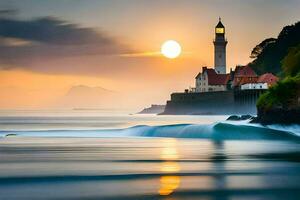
[0,0,299,110]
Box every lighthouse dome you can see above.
[216,18,225,28]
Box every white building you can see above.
[241,83,268,90]
[195,67,228,92]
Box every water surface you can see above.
[0,111,299,199]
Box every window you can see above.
[216,28,224,34]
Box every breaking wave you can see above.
[1,121,300,141]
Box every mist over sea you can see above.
[0,110,300,200]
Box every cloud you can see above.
[120,51,161,57]
[0,16,131,67]
[0,16,195,80]
[0,17,114,45]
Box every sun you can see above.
[161,40,182,59]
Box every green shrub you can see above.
[257,73,300,110]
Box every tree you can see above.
[250,38,276,59]
[257,74,300,110]
[249,21,300,75]
[281,44,300,77]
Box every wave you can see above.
[1,121,300,141]
[128,122,300,140]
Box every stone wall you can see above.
[162,90,266,115]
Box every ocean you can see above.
[0,110,300,200]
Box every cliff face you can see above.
[255,108,300,125]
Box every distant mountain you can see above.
[249,21,300,75]
[67,85,114,96]
[56,85,118,109]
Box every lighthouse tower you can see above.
[214,18,227,74]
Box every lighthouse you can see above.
[214,18,227,74]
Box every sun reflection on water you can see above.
[159,175,180,196]
[159,139,181,196]
[160,161,180,173]
[160,138,179,160]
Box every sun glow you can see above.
[161,40,181,59]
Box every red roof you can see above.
[233,65,258,86]
[234,65,257,77]
[203,67,229,85]
[257,73,278,85]
[238,77,258,85]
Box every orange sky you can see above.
[0,0,299,111]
